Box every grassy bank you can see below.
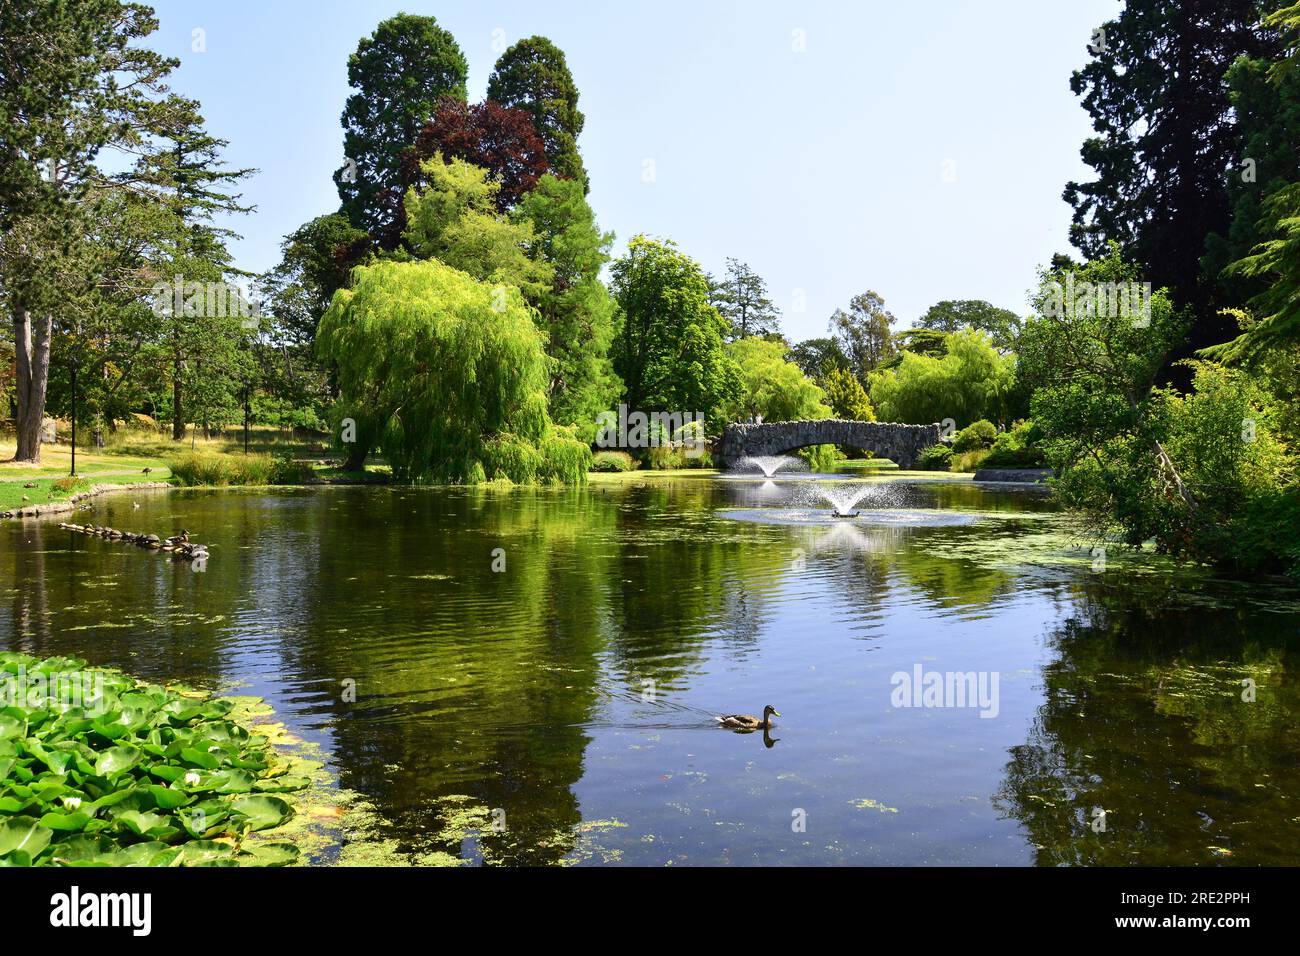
[1,427,387,507]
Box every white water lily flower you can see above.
[184,771,202,786]
[62,796,83,811]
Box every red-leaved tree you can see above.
[402,97,549,212]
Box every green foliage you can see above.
[788,337,847,379]
[821,366,876,420]
[515,174,619,428]
[0,651,307,867]
[260,213,372,347]
[869,329,1015,427]
[798,444,840,473]
[402,154,553,300]
[1062,0,1269,352]
[917,300,1022,353]
[1042,360,1296,573]
[590,450,637,472]
[917,444,953,471]
[337,13,468,245]
[829,291,897,378]
[724,337,830,423]
[980,420,1047,468]
[610,235,741,423]
[890,328,949,361]
[487,36,587,184]
[317,259,583,484]
[168,451,312,487]
[708,259,781,339]
[952,419,997,452]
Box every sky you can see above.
[147,0,1122,341]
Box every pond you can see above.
[3,473,1299,865]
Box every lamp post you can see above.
[70,361,78,477]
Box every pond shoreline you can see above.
[0,481,172,520]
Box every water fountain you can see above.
[813,482,878,518]
[738,455,802,478]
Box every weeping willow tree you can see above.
[317,259,590,483]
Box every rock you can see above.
[972,468,1053,484]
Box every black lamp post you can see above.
[70,360,78,477]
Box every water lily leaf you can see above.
[48,834,117,865]
[229,795,293,832]
[178,747,220,770]
[146,785,192,810]
[111,841,171,866]
[0,795,36,813]
[238,841,300,867]
[174,840,234,865]
[253,775,312,793]
[39,810,91,832]
[0,817,52,857]
[114,810,171,837]
[94,745,142,778]
[90,719,129,741]
[0,849,32,866]
[86,787,140,812]
[26,741,74,775]
[0,713,24,739]
[148,764,187,783]
[210,769,256,794]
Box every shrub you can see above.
[952,419,997,452]
[536,430,592,484]
[980,420,1047,468]
[591,451,637,472]
[268,452,316,485]
[918,444,953,471]
[51,476,88,495]
[798,443,840,473]
[169,452,313,486]
[481,429,591,484]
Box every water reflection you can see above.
[1,477,1297,865]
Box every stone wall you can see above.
[715,420,942,469]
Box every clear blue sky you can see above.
[148,0,1120,340]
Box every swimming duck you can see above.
[164,530,190,547]
[715,705,780,730]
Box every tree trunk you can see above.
[172,349,185,441]
[12,307,52,463]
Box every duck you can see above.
[715,705,780,731]
[164,530,190,547]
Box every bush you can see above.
[979,420,1047,468]
[591,451,637,472]
[268,452,316,485]
[918,444,953,471]
[169,451,314,486]
[952,419,997,452]
[798,443,840,473]
[536,430,592,484]
[51,476,88,495]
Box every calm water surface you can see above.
[3,473,1298,865]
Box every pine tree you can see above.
[708,259,781,340]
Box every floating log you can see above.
[58,523,210,561]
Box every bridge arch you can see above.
[715,420,941,470]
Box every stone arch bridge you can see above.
[715,420,942,470]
